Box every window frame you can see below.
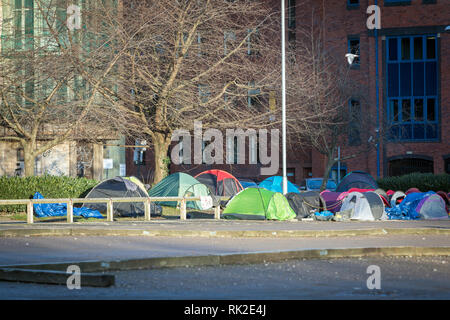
[386,34,439,142]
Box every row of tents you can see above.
[82,170,448,221]
[34,168,449,221]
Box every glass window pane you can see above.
[413,62,424,96]
[413,124,425,140]
[414,99,424,121]
[427,98,436,121]
[401,38,410,60]
[400,124,412,140]
[426,36,436,59]
[426,124,438,140]
[388,63,399,97]
[390,99,399,122]
[413,37,423,60]
[389,38,397,61]
[425,61,437,95]
[402,99,411,122]
[400,63,411,96]
[349,39,360,64]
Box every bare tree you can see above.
[286,13,376,191]
[68,0,286,183]
[0,0,120,176]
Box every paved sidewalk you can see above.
[1,219,449,237]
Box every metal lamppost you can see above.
[281,0,288,195]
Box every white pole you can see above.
[281,0,288,195]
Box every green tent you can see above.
[149,172,211,210]
[222,187,296,221]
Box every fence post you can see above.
[180,198,187,220]
[214,205,221,220]
[27,200,34,224]
[67,200,74,224]
[107,199,114,222]
[144,198,151,221]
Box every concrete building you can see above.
[0,0,125,179]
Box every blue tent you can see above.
[385,191,448,220]
[239,179,258,189]
[259,176,299,194]
[336,171,378,192]
[33,192,104,219]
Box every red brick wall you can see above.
[304,0,449,178]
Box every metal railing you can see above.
[0,196,227,224]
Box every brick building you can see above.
[126,0,449,185]
[297,0,449,181]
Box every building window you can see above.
[288,0,296,42]
[224,30,236,55]
[348,99,361,146]
[13,0,34,50]
[347,0,360,7]
[388,157,433,176]
[386,35,439,141]
[198,84,210,103]
[384,0,411,6]
[247,28,260,56]
[348,37,360,65]
[247,81,261,108]
[330,165,347,184]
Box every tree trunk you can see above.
[23,143,36,177]
[152,132,172,184]
[320,154,336,192]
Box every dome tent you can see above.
[339,191,385,221]
[259,176,299,194]
[195,169,243,196]
[336,171,378,192]
[82,176,162,217]
[149,172,213,210]
[285,191,327,219]
[386,191,449,220]
[222,187,296,221]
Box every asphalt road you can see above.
[0,234,449,266]
[0,256,448,300]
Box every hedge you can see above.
[0,175,99,213]
[377,173,450,193]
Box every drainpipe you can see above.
[375,0,381,179]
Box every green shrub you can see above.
[377,173,450,193]
[0,175,99,213]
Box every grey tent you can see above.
[285,191,327,219]
[83,176,162,217]
[336,171,378,192]
[339,191,385,221]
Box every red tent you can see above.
[194,170,243,196]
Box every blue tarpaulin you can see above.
[385,191,434,220]
[33,192,104,219]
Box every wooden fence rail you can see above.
[0,196,227,224]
